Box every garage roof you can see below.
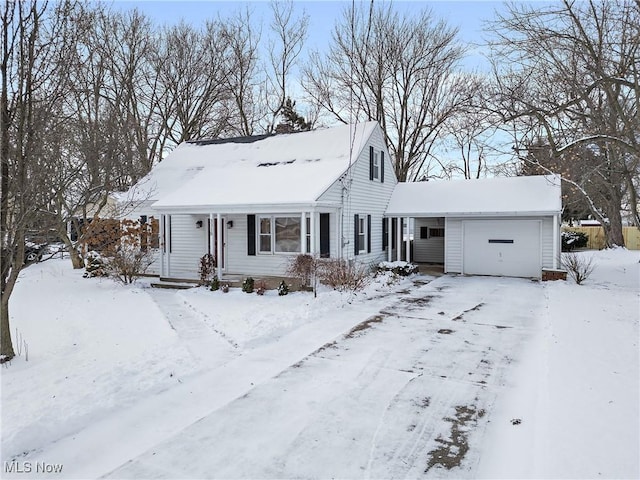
[385,174,562,217]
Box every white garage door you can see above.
[463,220,541,278]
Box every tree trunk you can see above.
[0,295,15,361]
[603,207,625,248]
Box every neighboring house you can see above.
[122,122,397,281]
[384,175,562,278]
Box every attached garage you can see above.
[384,175,562,279]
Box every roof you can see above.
[129,122,378,212]
[385,174,562,217]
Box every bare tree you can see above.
[1,0,80,360]
[303,3,469,181]
[488,0,639,246]
[152,21,230,145]
[264,0,309,132]
[220,7,263,136]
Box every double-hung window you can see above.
[259,217,272,253]
[372,151,380,180]
[358,216,367,253]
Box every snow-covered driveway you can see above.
[105,276,542,479]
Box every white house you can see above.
[384,175,563,278]
[123,122,562,281]
[123,122,397,281]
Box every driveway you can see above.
[106,275,544,479]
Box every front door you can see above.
[207,217,225,270]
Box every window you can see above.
[358,216,367,252]
[372,151,380,180]
[259,217,271,253]
[258,216,302,254]
[275,217,301,253]
[429,227,445,238]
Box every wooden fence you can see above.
[562,226,640,250]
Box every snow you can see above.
[2,249,638,479]
[123,122,377,212]
[385,174,562,217]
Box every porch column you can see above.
[387,217,392,262]
[216,213,222,280]
[553,213,559,269]
[309,211,316,255]
[159,215,165,277]
[405,217,411,262]
[301,212,307,254]
[209,213,215,256]
[396,217,402,262]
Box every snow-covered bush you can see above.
[256,280,267,296]
[561,231,589,251]
[278,280,289,296]
[287,254,319,288]
[108,243,154,284]
[562,252,596,285]
[199,253,216,285]
[221,283,230,293]
[242,277,255,293]
[210,275,219,291]
[377,261,419,276]
[83,251,107,278]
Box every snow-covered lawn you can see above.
[2,249,638,479]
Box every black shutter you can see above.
[367,215,372,253]
[354,214,359,256]
[391,218,397,249]
[420,226,429,239]
[382,217,388,250]
[369,146,374,181]
[320,213,330,258]
[247,214,256,255]
[381,151,385,183]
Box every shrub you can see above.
[256,280,267,296]
[210,275,219,291]
[377,261,419,276]
[561,231,588,251]
[242,277,255,293]
[108,243,154,284]
[278,280,290,296]
[221,283,230,293]
[287,254,318,287]
[199,253,216,285]
[562,252,595,285]
[83,251,107,278]
[319,258,370,292]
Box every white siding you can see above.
[413,218,445,263]
[166,214,208,280]
[445,218,463,273]
[445,215,556,275]
[320,125,398,268]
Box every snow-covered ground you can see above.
[1,249,638,479]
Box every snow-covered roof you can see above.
[385,174,562,217]
[129,122,378,212]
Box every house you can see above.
[123,122,562,282]
[384,175,562,278]
[123,122,397,281]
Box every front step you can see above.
[150,281,197,290]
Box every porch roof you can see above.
[138,122,377,211]
[385,174,562,217]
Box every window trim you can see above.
[429,227,445,239]
[358,215,367,253]
[257,215,303,255]
[372,151,380,180]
